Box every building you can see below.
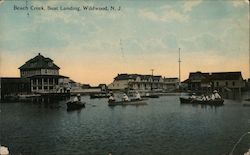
[247,78,250,90]
[18,53,69,93]
[163,78,179,91]
[108,73,179,91]
[210,72,245,91]
[185,72,211,92]
[0,77,31,100]
[183,71,245,92]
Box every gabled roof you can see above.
[114,74,138,80]
[210,72,242,80]
[114,73,162,81]
[19,53,60,70]
[152,76,162,80]
[141,75,152,80]
[189,71,210,79]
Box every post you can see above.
[178,48,181,86]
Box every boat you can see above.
[142,93,159,98]
[179,97,224,106]
[66,101,85,110]
[90,93,110,99]
[108,99,147,106]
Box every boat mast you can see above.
[178,48,181,87]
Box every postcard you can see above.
[0,0,249,155]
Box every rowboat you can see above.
[90,93,110,99]
[66,101,85,110]
[108,99,147,106]
[179,97,224,106]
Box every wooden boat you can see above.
[90,93,110,99]
[66,101,85,110]
[108,99,147,106]
[179,97,224,106]
[142,93,159,98]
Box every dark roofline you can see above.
[27,75,68,78]
[19,53,60,70]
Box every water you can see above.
[1,93,250,155]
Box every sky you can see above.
[0,0,249,85]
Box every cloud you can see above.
[183,0,202,12]
[138,7,188,22]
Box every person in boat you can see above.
[122,93,129,102]
[77,94,81,101]
[190,93,196,100]
[211,93,215,100]
[73,96,79,102]
[206,95,210,101]
[135,91,141,100]
[213,90,221,99]
[108,93,115,102]
[201,94,206,101]
[73,94,81,102]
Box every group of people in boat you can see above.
[108,91,142,102]
[190,90,222,101]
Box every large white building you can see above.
[19,53,69,93]
[108,73,179,91]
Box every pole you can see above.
[150,69,154,90]
[151,69,154,76]
[178,48,181,87]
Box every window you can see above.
[33,87,36,90]
[49,86,54,90]
[44,86,48,90]
[38,86,42,90]
[225,82,228,86]
[216,82,219,87]
[232,81,235,86]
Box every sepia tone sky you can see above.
[0,0,249,85]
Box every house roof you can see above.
[152,76,162,80]
[114,73,162,81]
[28,75,68,79]
[189,71,210,79]
[114,74,138,80]
[210,72,242,80]
[19,53,60,70]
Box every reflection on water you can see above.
[222,90,250,101]
[0,92,249,155]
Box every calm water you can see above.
[1,93,250,155]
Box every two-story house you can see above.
[19,53,68,93]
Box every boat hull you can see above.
[108,99,147,106]
[143,95,159,98]
[90,94,110,99]
[66,101,85,110]
[179,97,224,106]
